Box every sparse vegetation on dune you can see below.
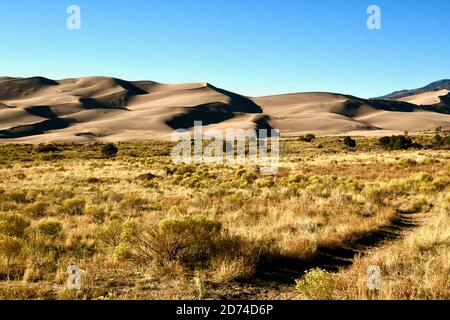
[0,135,448,300]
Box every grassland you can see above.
[0,135,448,300]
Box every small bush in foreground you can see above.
[119,215,258,279]
[139,216,221,268]
[296,268,335,300]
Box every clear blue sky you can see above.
[1,0,449,98]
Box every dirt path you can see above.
[210,208,426,299]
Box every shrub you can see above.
[343,136,356,148]
[379,136,391,147]
[114,242,133,261]
[434,134,443,146]
[123,216,224,269]
[35,219,63,238]
[120,194,147,211]
[379,135,413,150]
[95,221,122,247]
[121,216,258,279]
[22,201,48,217]
[85,206,106,223]
[391,136,409,150]
[296,268,335,300]
[0,213,31,238]
[444,135,450,145]
[434,134,450,148]
[299,134,316,142]
[154,216,221,268]
[58,198,86,215]
[399,158,417,166]
[0,235,22,264]
[6,190,28,204]
[36,144,60,153]
[258,177,275,188]
[101,143,118,158]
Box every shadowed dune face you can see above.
[165,85,264,130]
[0,76,449,142]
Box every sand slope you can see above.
[0,76,449,142]
[398,89,449,106]
[377,79,450,100]
[253,92,450,137]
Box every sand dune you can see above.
[0,76,449,142]
[398,89,449,106]
[253,92,450,137]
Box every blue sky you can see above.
[0,0,449,98]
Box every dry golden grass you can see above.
[0,135,448,299]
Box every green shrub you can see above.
[0,213,30,238]
[296,268,335,300]
[114,242,133,261]
[379,136,391,147]
[299,134,316,142]
[120,194,147,211]
[6,190,28,204]
[85,206,106,223]
[101,143,118,158]
[36,144,60,153]
[0,235,23,264]
[400,158,417,166]
[119,219,140,243]
[36,219,63,238]
[379,135,414,150]
[434,134,444,146]
[22,201,48,217]
[343,136,356,148]
[258,177,275,188]
[0,201,16,212]
[58,198,86,215]
[124,216,224,269]
[444,135,450,145]
[156,216,222,268]
[95,221,122,247]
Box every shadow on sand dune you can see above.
[166,85,266,130]
[0,118,75,139]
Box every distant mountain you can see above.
[377,80,450,100]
